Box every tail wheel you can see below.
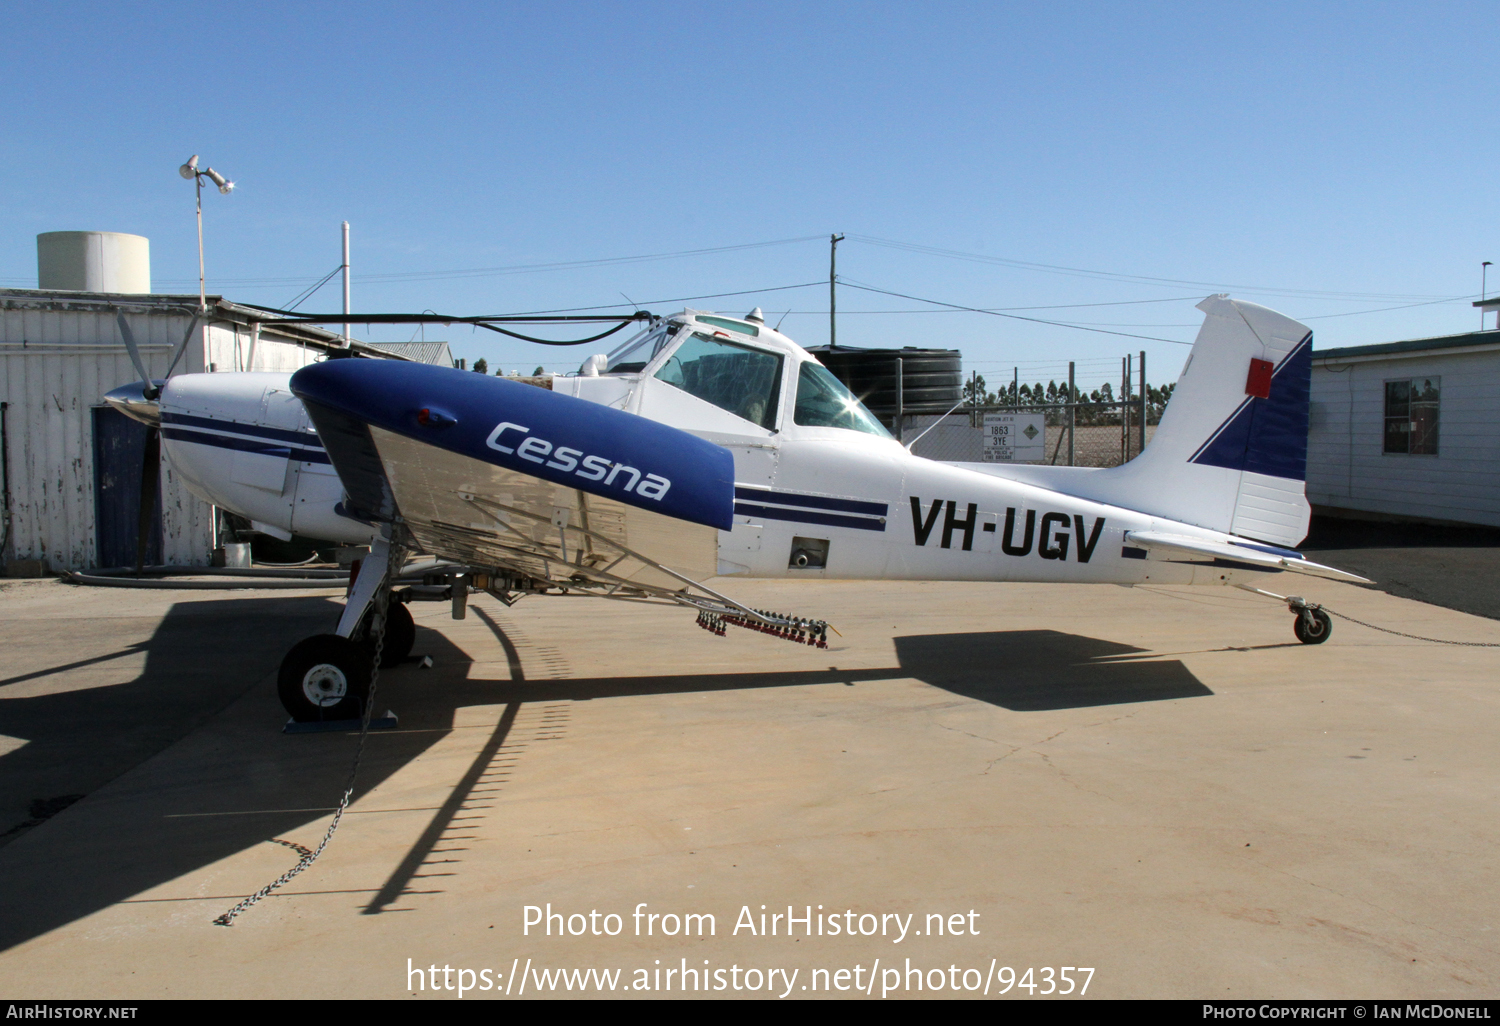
[278,634,373,721]
[357,600,416,668]
[1293,608,1332,645]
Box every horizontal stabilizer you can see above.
[1124,531,1371,584]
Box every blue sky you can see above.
[3,2,1498,390]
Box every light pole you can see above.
[178,155,235,312]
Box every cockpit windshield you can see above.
[654,332,783,430]
[793,361,893,438]
[606,321,681,373]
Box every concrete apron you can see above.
[0,576,1496,999]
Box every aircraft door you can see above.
[715,441,778,568]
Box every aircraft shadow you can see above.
[0,601,1207,950]
[894,630,1212,711]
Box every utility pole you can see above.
[1139,350,1147,456]
[829,233,845,349]
[342,221,351,347]
[1067,361,1075,467]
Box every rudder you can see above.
[1066,295,1314,546]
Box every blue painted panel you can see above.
[1190,332,1312,481]
[291,360,736,531]
[92,407,162,568]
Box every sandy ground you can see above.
[0,573,1496,1000]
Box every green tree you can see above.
[472,358,488,374]
[962,374,988,404]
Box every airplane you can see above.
[105,294,1368,723]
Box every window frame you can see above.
[1382,375,1440,456]
[652,330,786,431]
[791,360,894,439]
[605,320,685,374]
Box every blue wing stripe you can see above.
[291,360,736,531]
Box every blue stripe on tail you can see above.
[1189,332,1312,482]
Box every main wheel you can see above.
[278,634,373,721]
[376,601,416,667]
[357,600,416,668]
[1293,608,1332,645]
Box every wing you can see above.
[290,358,734,594]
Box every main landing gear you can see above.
[278,634,373,721]
[277,536,410,722]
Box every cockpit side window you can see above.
[793,361,893,437]
[606,321,683,373]
[654,332,783,430]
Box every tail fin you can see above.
[1089,295,1313,546]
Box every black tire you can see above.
[357,600,416,668]
[377,601,416,667]
[278,634,372,721]
[1293,608,1332,645]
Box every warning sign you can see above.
[982,413,1046,463]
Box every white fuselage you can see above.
[155,312,1275,589]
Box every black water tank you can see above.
[805,345,963,422]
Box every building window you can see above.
[1383,377,1440,455]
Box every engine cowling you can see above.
[156,371,376,544]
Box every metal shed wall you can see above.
[0,300,331,571]
[1308,348,1500,527]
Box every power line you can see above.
[281,264,344,312]
[837,279,1195,345]
[1296,294,1476,320]
[147,235,828,289]
[498,281,827,316]
[847,234,1456,303]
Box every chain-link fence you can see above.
[902,401,1160,467]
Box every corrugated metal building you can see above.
[364,340,454,366]
[1307,329,1500,528]
[0,287,385,572]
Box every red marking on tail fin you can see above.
[1245,358,1274,399]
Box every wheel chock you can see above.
[283,710,400,734]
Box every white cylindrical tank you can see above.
[37,231,151,293]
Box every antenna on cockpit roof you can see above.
[745,307,764,324]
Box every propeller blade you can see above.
[163,312,201,379]
[115,312,152,388]
[136,427,161,576]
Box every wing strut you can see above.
[462,495,833,647]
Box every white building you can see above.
[1307,329,1500,528]
[0,231,402,572]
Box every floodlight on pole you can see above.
[179,154,235,311]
